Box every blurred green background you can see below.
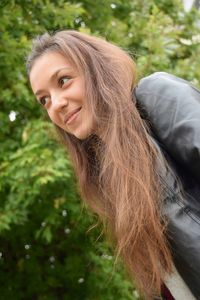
[0,0,200,299]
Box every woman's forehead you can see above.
[30,51,76,77]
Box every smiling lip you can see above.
[64,107,82,125]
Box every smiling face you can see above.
[29,51,94,140]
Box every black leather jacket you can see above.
[135,72,200,299]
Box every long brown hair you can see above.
[26,30,173,299]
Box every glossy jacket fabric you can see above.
[134,72,200,299]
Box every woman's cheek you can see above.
[48,111,58,125]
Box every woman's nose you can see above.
[51,93,68,111]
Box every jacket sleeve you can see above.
[134,72,200,182]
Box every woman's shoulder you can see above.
[134,71,200,110]
[135,71,199,91]
[134,72,200,182]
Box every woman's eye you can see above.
[39,96,49,106]
[59,76,71,86]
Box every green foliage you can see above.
[0,0,200,299]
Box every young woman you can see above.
[26,30,200,300]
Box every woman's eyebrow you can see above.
[35,67,72,96]
[50,67,71,81]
